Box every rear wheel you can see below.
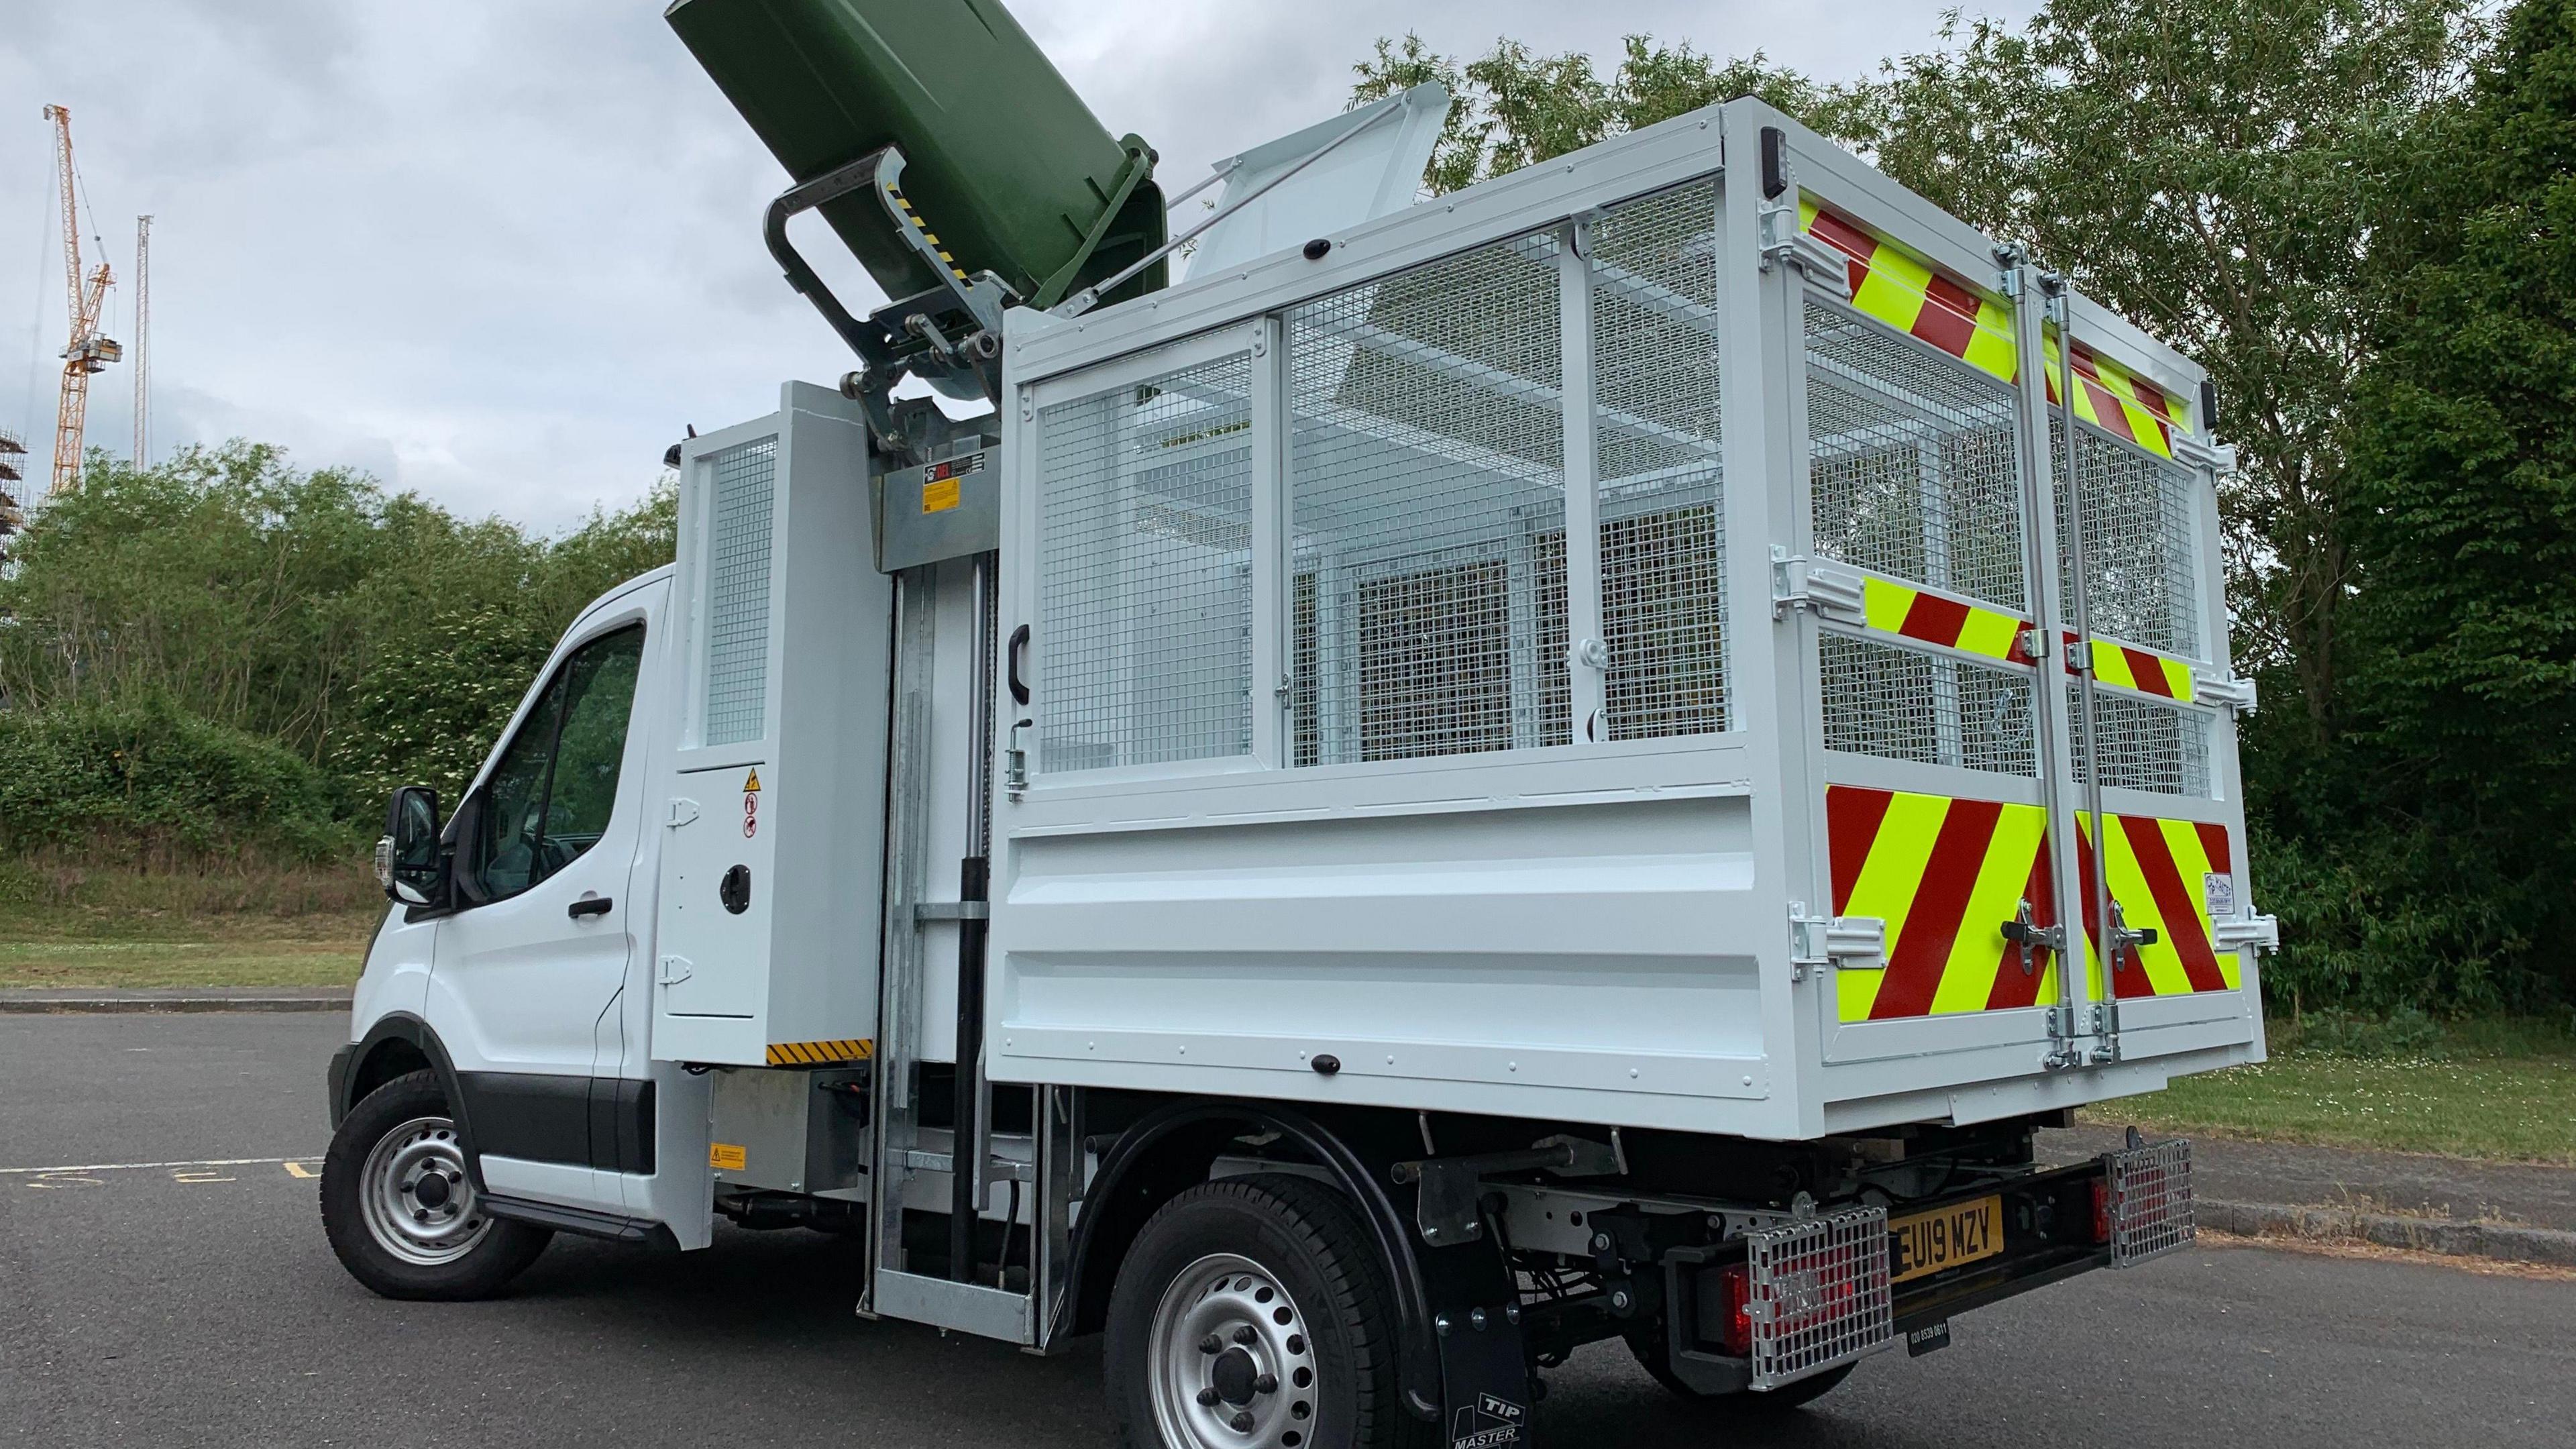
[1106,1174,1424,1449]
[320,1069,551,1300]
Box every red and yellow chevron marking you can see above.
[1799,199,2196,458]
[1855,576,2194,697]
[1829,787,2245,1022]
[1828,786,2059,1022]
[1861,577,2034,664]
[2088,640,2195,701]
[2074,813,2239,998]
[765,1038,875,1067]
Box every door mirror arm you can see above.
[381,785,451,910]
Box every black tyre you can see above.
[1626,1328,1854,1411]
[320,1069,552,1300]
[1106,1174,1426,1449]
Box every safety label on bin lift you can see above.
[922,451,981,514]
[2204,871,2235,919]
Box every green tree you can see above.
[2312,0,2576,1008]
[1350,34,1831,193]
[0,443,677,852]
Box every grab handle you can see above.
[1008,624,1031,706]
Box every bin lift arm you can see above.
[762,146,1014,455]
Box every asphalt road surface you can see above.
[3,1014,2570,1449]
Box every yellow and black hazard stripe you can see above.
[765,1038,875,1067]
[1827,786,2241,1022]
[883,183,971,284]
[1798,199,2196,458]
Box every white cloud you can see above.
[0,0,2032,532]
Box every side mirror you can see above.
[378,786,445,907]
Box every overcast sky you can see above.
[0,1,2035,533]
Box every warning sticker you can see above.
[743,769,761,793]
[742,767,762,840]
[2204,871,2237,920]
[922,476,961,514]
[709,1142,747,1171]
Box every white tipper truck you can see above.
[321,5,2275,1445]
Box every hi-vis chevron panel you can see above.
[1828,786,2241,1022]
[765,1038,874,1067]
[2075,811,2239,1000]
[1829,786,2059,1023]
[1849,574,2197,702]
[1797,200,2196,458]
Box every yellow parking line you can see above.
[0,1155,312,1176]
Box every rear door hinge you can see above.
[1770,549,1866,626]
[2213,913,2280,955]
[2192,670,2258,714]
[1788,904,1884,981]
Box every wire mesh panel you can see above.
[1592,182,1728,739]
[1036,347,1255,773]
[2106,1137,2196,1267]
[2070,687,2212,797]
[2054,421,2202,659]
[1287,231,1568,765]
[702,437,775,747]
[1805,300,2028,613]
[1822,633,2039,777]
[1744,1207,1895,1391]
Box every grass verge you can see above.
[0,857,380,989]
[2088,1017,2576,1165]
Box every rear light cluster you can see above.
[1712,1263,1752,1356]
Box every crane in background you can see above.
[133,214,152,468]
[44,103,120,496]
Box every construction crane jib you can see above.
[44,103,120,497]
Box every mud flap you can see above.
[1417,1236,1532,1448]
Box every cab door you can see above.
[426,580,663,1212]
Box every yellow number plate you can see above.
[1890,1194,2004,1283]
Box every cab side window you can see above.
[466,625,647,903]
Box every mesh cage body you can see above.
[1287,231,1568,765]
[1805,301,2029,614]
[2053,421,2202,659]
[1592,182,1729,739]
[2070,688,2212,797]
[704,438,777,747]
[1036,348,1256,772]
[1744,1206,1896,1390]
[1822,633,2039,777]
[2106,1137,2196,1267]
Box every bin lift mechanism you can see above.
[764,101,1416,462]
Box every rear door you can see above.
[2045,305,2258,1059]
[1788,199,2068,1070]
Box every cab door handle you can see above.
[568,896,613,919]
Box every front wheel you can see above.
[1105,1174,1426,1449]
[320,1069,551,1300]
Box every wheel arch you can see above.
[338,1014,485,1192]
[1053,1099,1443,1424]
